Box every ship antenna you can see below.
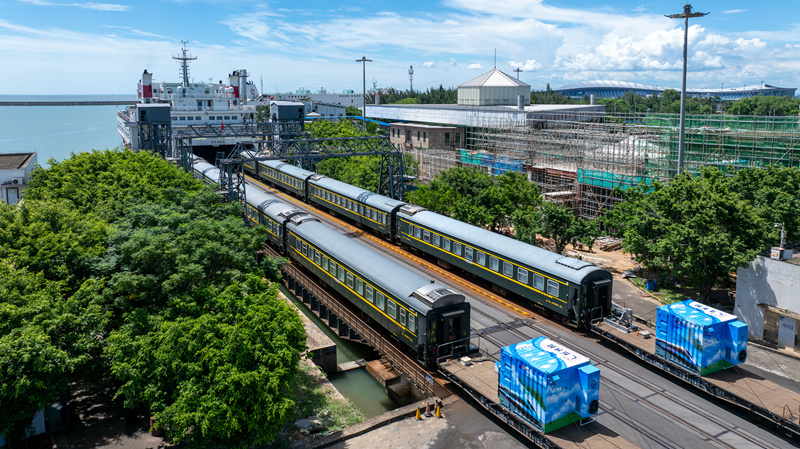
[173,40,197,95]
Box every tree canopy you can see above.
[0,150,305,446]
[606,167,771,299]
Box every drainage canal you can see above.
[281,285,398,418]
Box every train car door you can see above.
[593,280,612,316]
[439,309,464,356]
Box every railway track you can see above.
[470,307,778,449]
[242,175,795,447]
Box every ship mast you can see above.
[173,40,197,96]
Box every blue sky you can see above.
[1,0,799,95]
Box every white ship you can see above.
[117,43,262,151]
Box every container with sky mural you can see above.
[655,299,748,375]
[497,336,600,433]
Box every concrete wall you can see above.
[735,255,800,340]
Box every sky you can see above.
[1,0,799,95]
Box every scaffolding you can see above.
[402,112,800,219]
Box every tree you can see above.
[606,168,769,300]
[106,277,306,448]
[537,201,579,254]
[727,95,800,116]
[345,105,361,116]
[730,166,800,244]
[408,167,541,233]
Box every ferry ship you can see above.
[116,43,262,152]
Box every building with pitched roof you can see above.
[0,152,37,205]
[458,68,531,106]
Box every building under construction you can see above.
[401,112,800,219]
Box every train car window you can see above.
[423,230,431,243]
[518,268,529,284]
[433,234,440,247]
[314,251,321,266]
[346,272,354,289]
[477,251,486,265]
[399,308,407,326]
[443,238,451,251]
[408,313,415,332]
[376,292,385,310]
[414,226,421,239]
[388,300,396,319]
[490,256,499,271]
[503,262,513,277]
[366,285,374,303]
[534,274,544,290]
[453,242,462,255]
[465,247,473,262]
[337,265,346,282]
[301,242,307,256]
[547,280,559,297]
[356,278,364,295]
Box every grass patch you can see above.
[292,360,365,431]
[630,277,690,304]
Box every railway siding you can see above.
[594,322,800,440]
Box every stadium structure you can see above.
[552,80,796,101]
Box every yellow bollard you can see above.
[436,403,442,418]
[415,406,421,420]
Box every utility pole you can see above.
[513,68,523,79]
[356,56,372,125]
[409,65,414,93]
[667,4,708,176]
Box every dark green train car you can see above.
[287,216,470,368]
[397,205,611,325]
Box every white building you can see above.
[735,251,800,353]
[457,68,530,106]
[1,152,37,205]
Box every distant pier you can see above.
[0,100,138,106]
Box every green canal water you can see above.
[281,285,398,418]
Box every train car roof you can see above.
[244,183,301,218]
[405,210,610,284]
[290,219,464,312]
[310,176,406,211]
[260,159,316,179]
[193,160,219,178]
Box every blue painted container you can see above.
[498,336,600,433]
[655,299,748,375]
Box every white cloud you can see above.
[734,37,766,52]
[722,9,746,14]
[509,59,542,71]
[467,63,484,70]
[422,61,435,68]
[17,0,130,11]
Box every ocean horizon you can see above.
[0,95,137,166]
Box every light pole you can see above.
[514,68,523,79]
[355,56,372,126]
[667,4,708,176]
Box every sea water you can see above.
[0,95,134,166]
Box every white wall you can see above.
[735,255,800,339]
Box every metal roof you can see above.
[557,80,666,91]
[310,176,405,212]
[291,219,463,312]
[459,69,531,88]
[406,210,609,285]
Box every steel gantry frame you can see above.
[176,120,406,205]
[223,135,406,203]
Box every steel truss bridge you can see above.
[166,120,406,212]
